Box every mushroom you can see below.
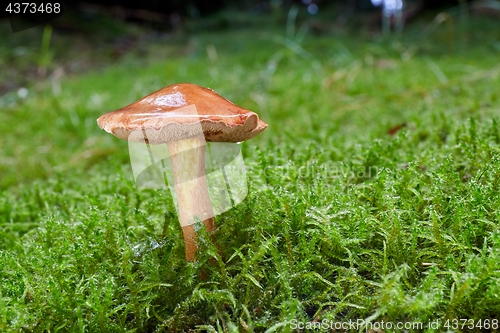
[97,83,267,261]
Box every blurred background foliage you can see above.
[1,0,499,96]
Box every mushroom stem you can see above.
[166,134,215,261]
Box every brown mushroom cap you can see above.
[97,83,268,144]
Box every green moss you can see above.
[1,8,500,332]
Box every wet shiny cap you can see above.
[97,83,268,144]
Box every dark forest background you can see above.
[2,0,478,26]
